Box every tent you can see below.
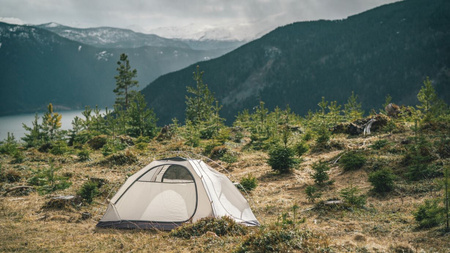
[97,157,260,230]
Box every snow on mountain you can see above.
[148,23,260,42]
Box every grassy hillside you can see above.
[1,92,449,252]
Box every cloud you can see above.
[0,0,400,36]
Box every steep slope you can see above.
[0,23,229,115]
[142,0,450,125]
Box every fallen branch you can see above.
[4,186,34,196]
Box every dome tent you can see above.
[97,157,259,230]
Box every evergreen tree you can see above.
[344,91,364,121]
[42,103,62,142]
[22,113,44,148]
[185,65,216,124]
[127,92,158,138]
[114,53,138,110]
[416,77,445,121]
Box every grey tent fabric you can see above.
[97,157,259,230]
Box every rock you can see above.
[81,212,92,220]
[385,103,401,118]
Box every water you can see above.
[0,110,86,141]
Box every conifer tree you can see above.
[185,65,216,124]
[344,91,364,121]
[22,113,44,147]
[114,53,138,110]
[42,103,62,141]
[127,92,158,138]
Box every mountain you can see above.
[38,23,245,54]
[36,23,191,49]
[0,22,236,115]
[141,0,450,125]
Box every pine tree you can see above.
[127,92,158,138]
[114,53,138,110]
[22,113,44,147]
[416,77,445,122]
[344,91,364,121]
[185,65,216,124]
[42,103,62,142]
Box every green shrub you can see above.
[11,151,25,164]
[311,161,332,186]
[221,152,238,164]
[413,199,444,228]
[368,168,396,194]
[294,141,309,157]
[50,141,69,155]
[77,181,100,204]
[267,146,298,174]
[407,163,442,181]
[370,139,389,150]
[239,174,258,192]
[236,227,328,253]
[0,133,19,155]
[340,185,366,208]
[340,152,366,171]
[315,124,330,146]
[170,216,246,239]
[28,162,71,195]
[78,149,91,162]
[305,185,321,203]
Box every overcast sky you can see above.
[0,0,400,39]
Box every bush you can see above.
[28,163,71,195]
[340,152,366,171]
[305,185,321,203]
[340,185,366,208]
[50,141,69,155]
[370,139,389,150]
[78,181,100,204]
[267,146,298,174]
[0,133,19,155]
[11,151,25,164]
[368,168,396,194]
[413,199,444,228]
[311,161,332,186]
[78,149,91,162]
[294,141,309,157]
[407,163,442,181]
[236,227,328,253]
[221,152,238,164]
[239,174,258,192]
[170,216,246,239]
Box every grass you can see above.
[1,127,450,252]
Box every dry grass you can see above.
[1,129,449,252]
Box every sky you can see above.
[0,0,400,40]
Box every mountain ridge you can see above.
[141,0,450,125]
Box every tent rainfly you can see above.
[97,157,260,230]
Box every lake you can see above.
[0,110,86,141]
